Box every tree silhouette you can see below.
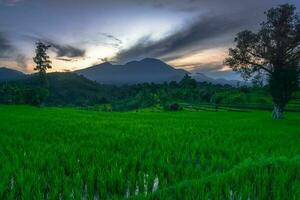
[33,42,52,84]
[225,4,300,119]
[179,74,197,89]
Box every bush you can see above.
[163,103,182,111]
[231,95,246,104]
[0,84,50,106]
[24,88,49,106]
[257,98,268,104]
[210,94,226,104]
[0,85,25,104]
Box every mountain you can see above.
[75,58,188,84]
[214,78,246,86]
[44,73,109,105]
[191,72,249,86]
[190,72,215,83]
[1,61,245,87]
[0,67,26,81]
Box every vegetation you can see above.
[33,41,52,82]
[225,4,300,119]
[0,106,299,199]
[0,3,299,200]
[1,72,299,112]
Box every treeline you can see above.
[0,84,48,106]
[109,75,271,111]
[0,73,273,111]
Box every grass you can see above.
[0,105,299,199]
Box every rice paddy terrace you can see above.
[0,105,300,199]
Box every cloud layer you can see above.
[49,42,85,59]
[114,14,245,63]
[22,35,86,60]
[0,32,14,58]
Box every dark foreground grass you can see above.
[0,105,299,199]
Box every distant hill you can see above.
[1,60,246,86]
[0,67,26,81]
[75,58,246,86]
[190,72,249,86]
[10,72,109,106]
[45,73,109,105]
[75,58,188,84]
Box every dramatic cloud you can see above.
[49,42,85,59]
[114,14,246,63]
[0,32,14,58]
[1,0,299,77]
[22,35,86,59]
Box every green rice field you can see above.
[0,106,300,199]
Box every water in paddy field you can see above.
[125,174,159,198]
[9,173,160,199]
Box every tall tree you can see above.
[179,74,197,89]
[225,4,300,119]
[33,42,52,84]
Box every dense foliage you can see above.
[1,72,299,112]
[225,4,300,119]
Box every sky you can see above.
[0,0,299,79]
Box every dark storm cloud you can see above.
[49,42,85,58]
[22,34,86,59]
[113,0,298,71]
[114,14,245,63]
[0,32,14,58]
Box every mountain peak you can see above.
[125,58,164,66]
[75,58,187,84]
[140,58,162,62]
[140,58,170,66]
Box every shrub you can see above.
[257,98,268,104]
[163,102,182,111]
[24,88,49,106]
